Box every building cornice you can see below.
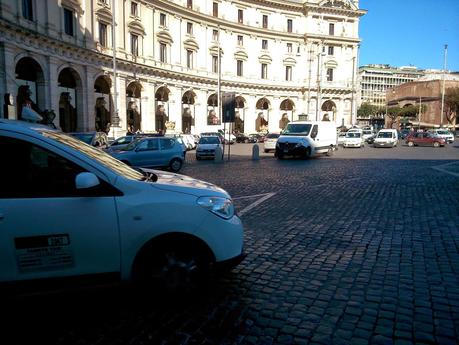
[152,0,304,41]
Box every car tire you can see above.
[304,147,312,159]
[408,141,414,147]
[169,158,183,172]
[326,146,334,156]
[133,240,212,294]
[196,156,202,161]
[276,151,284,160]
[433,141,440,148]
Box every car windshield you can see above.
[112,136,133,146]
[378,132,393,138]
[266,134,280,138]
[124,138,143,151]
[40,130,144,180]
[346,132,361,138]
[437,131,450,135]
[282,124,312,136]
[199,136,220,144]
[70,133,94,144]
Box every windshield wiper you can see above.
[136,168,158,182]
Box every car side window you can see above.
[0,136,86,198]
[160,138,175,150]
[311,125,319,139]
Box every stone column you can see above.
[83,65,97,131]
[0,43,17,119]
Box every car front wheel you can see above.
[169,158,183,172]
[408,141,414,147]
[433,141,440,148]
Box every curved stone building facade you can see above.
[0,0,366,136]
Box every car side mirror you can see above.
[75,172,100,190]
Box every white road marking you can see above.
[432,161,459,177]
[235,192,276,217]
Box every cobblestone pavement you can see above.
[4,142,459,345]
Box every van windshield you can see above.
[282,124,312,136]
[377,132,393,138]
[40,130,144,180]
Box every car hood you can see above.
[148,169,229,198]
[277,135,308,143]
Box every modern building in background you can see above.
[0,0,366,136]
[358,64,424,108]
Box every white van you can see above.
[275,121,337,158]
[373,129,398,148]
[0,120,244,292]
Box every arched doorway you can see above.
[155,86,170,132]
[15,57,45,120]
[255,97,270,132]
[94,75,112,133]
[234,96,246,133]
[182,90,195,134]
[321,100,336,121]
[207,93,220,125]
[126,82,142,133]
[280,99,295,129]
[58,67,81,132]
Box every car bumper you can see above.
[196,151,216,158]
[214,251,246,270]
[374,142,394,147]
[343,142,362,147]
[276,145,308,156]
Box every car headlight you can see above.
[197,196,235,219]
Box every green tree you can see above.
[357,103,379,118]
[445,87,459,126]
[386,106,401,128]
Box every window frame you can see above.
[131,33,139,56]
[262,39,268,50]
[261,63,268,79]
[22,0,34,21]
[159,42,167,63]
[213,2,218,17]
[63,7,74,37]
[238,9,243,24]
[237,60,243,77]
[186,49,194,69]
[326,68,334,82]
[159,13,167,27]
[99,22,108,47]
[329,23,335,36]
[262,15,268,29]
[287,19,293,33]
[285,66,292,81]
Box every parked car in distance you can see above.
[201,132,224,143]
[110,137,185,172]
[428,129,454,143]
[343,131,364,148]
[373,129,398,148]
[264,133,280,152]
[235,133,250,143]
[248,133,265,143]
[70,131,109,149]
[196,136,223,160]
[400,128,411,140]
[0,119,244,293]
[406,132,446,147]
[362,129,375,142]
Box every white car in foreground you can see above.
[0,120,244,292]
[343,131,364,148]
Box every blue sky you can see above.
[359,0,459,71]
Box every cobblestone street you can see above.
[4,143,459,345]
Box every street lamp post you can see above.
[440,44,448,128]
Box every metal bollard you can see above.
[252,143,260,160]
[214,145,223,163]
